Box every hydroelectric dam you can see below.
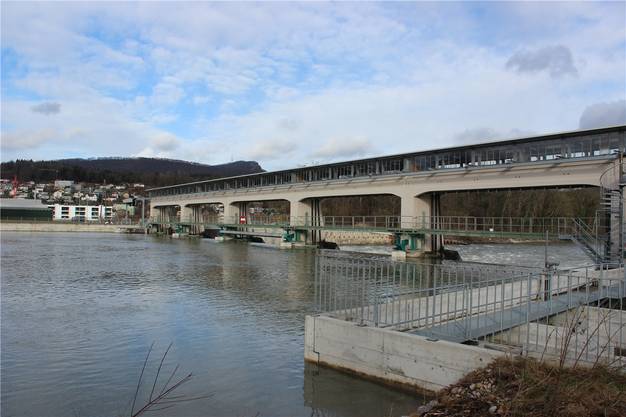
[147,125,626,263]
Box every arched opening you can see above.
[440,187,600,218]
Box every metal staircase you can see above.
[570,217,603,262]
[581,156,624,263]
[568,156,624,263]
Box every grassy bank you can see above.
[414,357,625,417]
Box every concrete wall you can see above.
[0,222,128,233]
[304,315,503,393]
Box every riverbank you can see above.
[0,221,138,233]
[413,357,626,417]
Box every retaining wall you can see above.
[320,231,393,245]
[304,315,503,393]
[0,222,129,233]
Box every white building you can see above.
[49,204,113,222]
[80,194,98,203]
[54,180,74,189]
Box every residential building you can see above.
[54,180,74,189]
[50,204,114,222]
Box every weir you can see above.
[147,125,626,261]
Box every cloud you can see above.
[192,96,212,105]
[454,127,537,144]
[1,129,57,150]
[505,45,578,78]
[152,133,182,151]
[151,82,184,107]
[579,100,626,129]
[31,102,61,115]
[245,138,298,161]
[454,127,499,143]
[312,137,376,159]
[1,2,624,167]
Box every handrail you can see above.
[598,154,624,191]
[149,215,603,237]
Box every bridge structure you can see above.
[147,125,626,261]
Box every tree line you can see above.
[320,188,599,219]
[0,158,263,187]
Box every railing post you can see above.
[542,268,552,301]
[373,292,380,327]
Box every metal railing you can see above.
[314,252,626,366]
[151,215,598,238]
[314,251,539,329]
[571,218,602,260]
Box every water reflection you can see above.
[303,362,424,417]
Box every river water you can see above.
[342,241,590,269]
[1,233,589,417]
[1,232,425,417]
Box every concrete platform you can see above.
[304,315,504,392]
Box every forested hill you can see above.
[0,158,264,187]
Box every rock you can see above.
[489,405,497,414]
[469,384,476,390]
[415,400,439,416]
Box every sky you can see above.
[1,1,625,171]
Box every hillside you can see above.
[0,157,264,187]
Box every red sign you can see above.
[239,216,247,224]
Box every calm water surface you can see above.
[1,233,424,417]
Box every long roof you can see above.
[0,198,50,210]
[147,124,626,191]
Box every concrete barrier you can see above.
[304,315,503,393]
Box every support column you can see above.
[400,193,431,226]
[399,193,439,253]
[289,198,322,244]
[311,198,322,244]
[290,199,312,226]
[430,193,443,253]
[223,201,240,224]
[180,205,192,224]
[185,205,203,235]
[152,206,164,233]
[290,198,311,244]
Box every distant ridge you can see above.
[0,157,264,187]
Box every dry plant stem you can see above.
[128,343,210,417]
[130,342,154,417]
[149,342,173,402]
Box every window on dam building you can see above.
[147,126,626,198]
